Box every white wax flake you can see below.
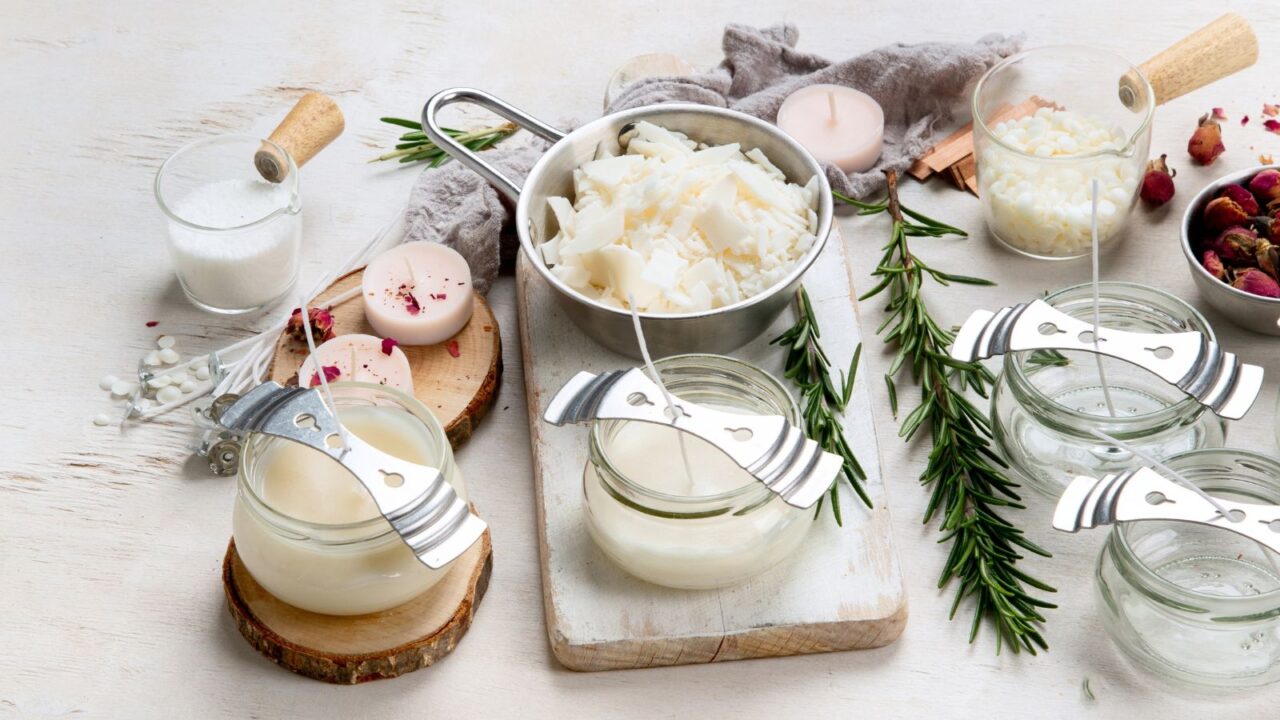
[110,380,136,397]
[179,380,198,393]
[156,386,182,404]
[540,121,814,312]
[93,414,111,427]
[158,348,180,364]
[98,375,119,391]
[195,366,211,381]
[156,335,176,349]
[143,351,162,367]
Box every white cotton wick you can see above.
[627,293,696,494]
[827,91,838,123]
[1090,179,1117,418]
[300,294,349,450]
[1089,429,1229,517]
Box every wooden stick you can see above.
[1126,13,1257,108]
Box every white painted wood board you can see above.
[517,225,907,671]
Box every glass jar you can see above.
[155,134,301,314]
[991,282,1226,497]
[1096,448,1280,688]
[972,46,1153,259]
[232,382,466,615]
[584,355,815,590]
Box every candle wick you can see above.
[1089,179,1116,418]
[350,346,358,383]
[403,257,416,286]
[827,91,838,124]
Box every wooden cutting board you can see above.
[517,224,907,672]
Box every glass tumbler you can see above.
[155,134,302,314]
[972,46,1154,259]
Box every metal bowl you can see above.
[1180,164,1280,336]
[423,88,832,357]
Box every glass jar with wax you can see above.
[583,354,814,589]
[990,282,1226,498]
[232,382,465,615]
[1095,448,1280,688]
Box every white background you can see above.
[3,1,1279,717]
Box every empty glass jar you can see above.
[1096,448,1280,687]
[991,282,1226,497]
[583,355,815,589]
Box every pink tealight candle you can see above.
[298,333,413,393]
[362,243,474,346]
[776,84,884,173]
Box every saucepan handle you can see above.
[422,87,567,203]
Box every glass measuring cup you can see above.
[972,46,1154,260]
[155,135,302,314]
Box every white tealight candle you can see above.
[297,333,413,393]
[776,84,884,173]
[362,243,474,346]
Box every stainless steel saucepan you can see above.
[421,88,832,357]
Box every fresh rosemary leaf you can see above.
[839,171,1056,655]
[372,119,517,166]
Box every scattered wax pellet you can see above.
[93,414,111,426]
[156,386,182,404]
[136,398,153,411]
[149,375,172,389]
[179,380,198,393]
[110,380,134,397]
[99,374,119,391]
[143,351,162,367]
[170,370,189,384]
[158,348,180,364]
[157,335,176,349]
[195,366,211,380]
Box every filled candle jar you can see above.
[990,282,1226,497]
[583,355,814,589]
[232,382,465,615]
[1096,448,1280,688]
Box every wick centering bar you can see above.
[543,368,843,509]
[214,381,485,569]
[950,298,1264,420]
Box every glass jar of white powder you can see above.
[155,135,302,313]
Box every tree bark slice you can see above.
[223,523,492,684]
[268,267,502,449]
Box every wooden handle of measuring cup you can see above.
[1121,13,1258,108]
[254,92,345,183]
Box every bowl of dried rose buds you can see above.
[1182,164,1280,335]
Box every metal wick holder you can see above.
[1054,467,1280,555]
[950,299,1264,420]
[543,368,842,509]
[214,382,485,569]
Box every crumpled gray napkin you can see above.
[405,23,1022,293]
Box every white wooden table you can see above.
[4,2,1279,717]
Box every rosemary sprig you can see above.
[849,170,1056,654]
[771,288,869,523]
[371,117,516,166]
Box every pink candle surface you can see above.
[776,84,884,173]
[362,243,474,346]
[298,333,413,393]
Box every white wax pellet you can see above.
[158,348,180,364]
[179,380,198,393]
[93,414,111,427]
[195,366,211,381]
[98,375,119,391]
[148,375,172,389]
[157,335,176,349]
[170,371,189,384]
[156,386,182,404]
[110,380,135,397]
[144,351,162,367]
[137,398,153,411]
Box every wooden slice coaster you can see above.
[268,267,502,448]
[223,523,492,684]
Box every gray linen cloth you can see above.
[405,23,1022,293]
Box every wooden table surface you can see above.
[4,1,1280,717]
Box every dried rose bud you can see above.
[1258,239,1280,281]
[1212,226,1261,264]
[1202,249,1228,281]
[1140,154,1176,206]
[1232,268,1280,298]
[1218,183,1261,216]
[1248,169,1280,203]
[381,337,399,355]
[1203,196,1250,230]
[287,307,336,344]
[1188,113,1225,165]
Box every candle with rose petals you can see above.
[776,84,884,173]
[298,333,413,392]
[362,243,474,345]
